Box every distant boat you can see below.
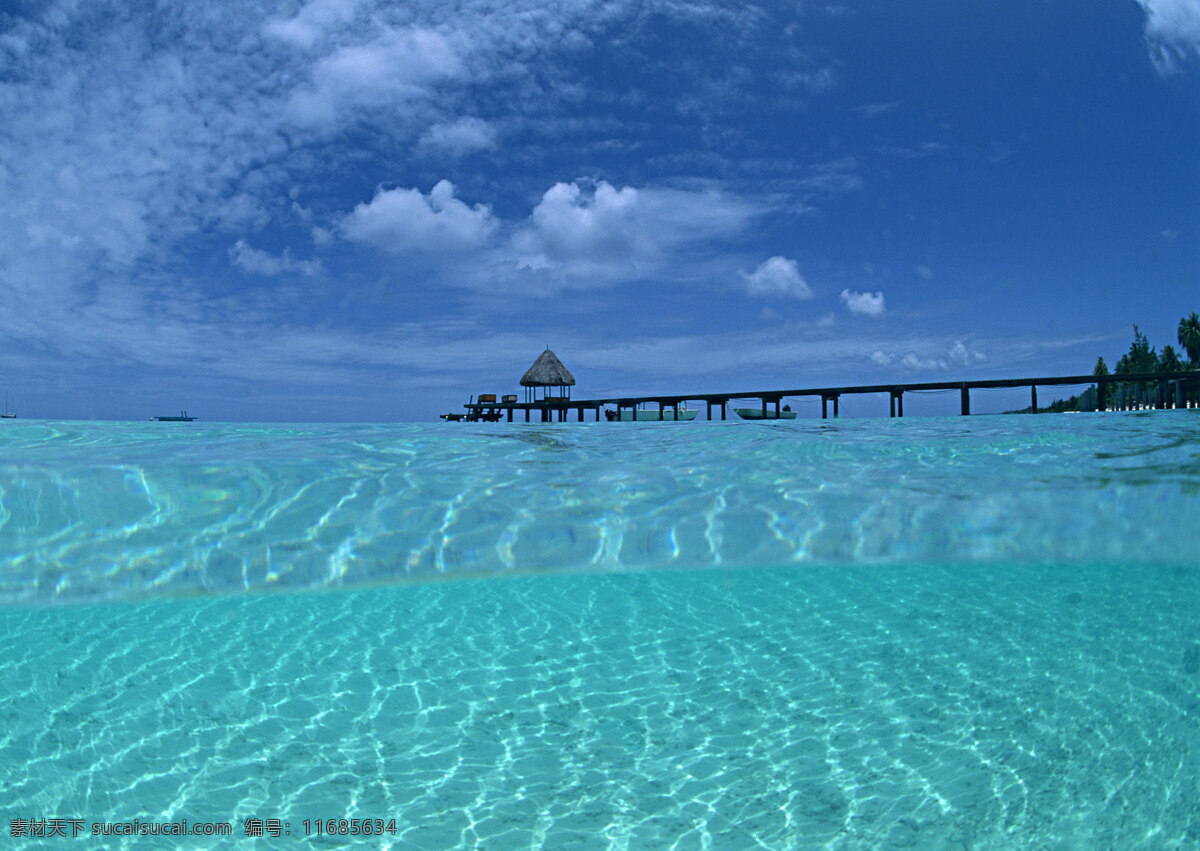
[152,410,196,422]
[2,393,14,418]
[607,405,697,422]
[734,406,796,420]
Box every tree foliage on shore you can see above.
[1114,325,1159,375]
[1179,312,1200,364]
[1008,312,1198,413]
[1110,315,1200,376]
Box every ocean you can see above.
[2,413,1198,847]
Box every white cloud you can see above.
[214,194,272,231]
[777,66,836,95]
[229,240,324,277]
[341,180,498,253]
[870,351,938,370]
[946,339,987,367]
[900,353,935,370]
[418,117,498,157]
[512,179,759,285]
[1135,0,1200,73]
[263,0,365,50]
[800,158,864,195]
[870,340,986,371]
[519,180,643,266]
[741,256,814,299]
[840,288,885,317]
[284,27,464,127]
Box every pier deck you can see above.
[458,370,1200,422]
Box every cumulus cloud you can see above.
[418,117,498,157]
[871,351,939,370]
[229,240,324,277]
[512,179,759,284]
[870,340,986,371]
[741,256,814,299]
[518,180,644,268]
[342,180,498,253]
[1135,0,1200,73]
[946,340,987,366]
[840,289,885,317]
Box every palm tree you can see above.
[1178,312,1200,366]
[1160,344,1183,372]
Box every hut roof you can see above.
[520,348,576,387]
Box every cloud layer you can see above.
[0,0,1190,421]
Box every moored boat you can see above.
[734,406,796,420]
[606,406,697,422]
[153,410,196,422]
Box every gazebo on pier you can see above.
[521,347,576,404]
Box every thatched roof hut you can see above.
[520,348,575,402]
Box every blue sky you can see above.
[1,0,1197,421]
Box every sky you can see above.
[1,0,1198,422]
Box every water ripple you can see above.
[0,415,1198,604]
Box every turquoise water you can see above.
[2,414,1199,847]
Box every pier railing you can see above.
[459,370,1200,422]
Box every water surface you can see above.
[2,413,1198,847]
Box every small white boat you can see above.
[734,406,796,420]
[607,405,697,422]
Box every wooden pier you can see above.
[458,370,1200,422]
